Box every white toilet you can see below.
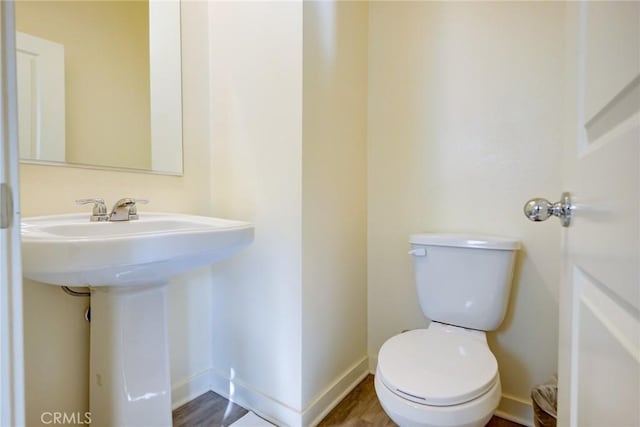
[375,234,520,427]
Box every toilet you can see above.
[375,234,520,427]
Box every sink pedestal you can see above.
[90,283,172,426]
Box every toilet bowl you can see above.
[375,323,501,427]
[374,234,520,427]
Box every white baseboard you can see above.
[172,363,533,427]
[209,367,300,426]
[208,357,369,427]
[303,356,370,426]
[496,393,534,427]
[172,368,215,410]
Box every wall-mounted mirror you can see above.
[15,0,183,175]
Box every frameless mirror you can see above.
[15,0,183,175]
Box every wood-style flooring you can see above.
[172,375,525,427]
[172,391,248,427]
[317,376,523,427]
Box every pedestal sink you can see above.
[21,213,254,426]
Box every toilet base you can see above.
[374,368,501,427]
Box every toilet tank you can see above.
[410,234,520,331]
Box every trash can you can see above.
[531,377,558,427]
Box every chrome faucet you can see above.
[109,198,149,221]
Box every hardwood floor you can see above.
[173,375,525,427]
[173,391,248,427]
[318,375,394,427]
[317,375,524,427]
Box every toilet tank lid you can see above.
[409,233,521,250]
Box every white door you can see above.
[15,31,65,162]
[558,2,639,426]
[0,1,25,426]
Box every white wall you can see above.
[208,1,369,425]
[301,0,368,421]
[367,2,564,424]
[19,2,212,425]
[149,0,183,174]
[208,1,304,424]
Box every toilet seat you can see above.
[377,326,498,406]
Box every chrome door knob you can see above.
[523,192,573,227]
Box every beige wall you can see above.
[18,1,569,425]
[19,2,210,425]
[208,1,304,423]
[207,1,369,425]
[15,0,151,170]
[301,0,368,414]
[367,2,564,423]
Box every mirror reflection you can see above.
[15,0,183,175]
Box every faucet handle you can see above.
[76,198,109,222]
[128,199,149,220]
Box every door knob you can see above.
[523,192,573,227]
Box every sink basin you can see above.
[21,212,254,286]
[20,212,254,426]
